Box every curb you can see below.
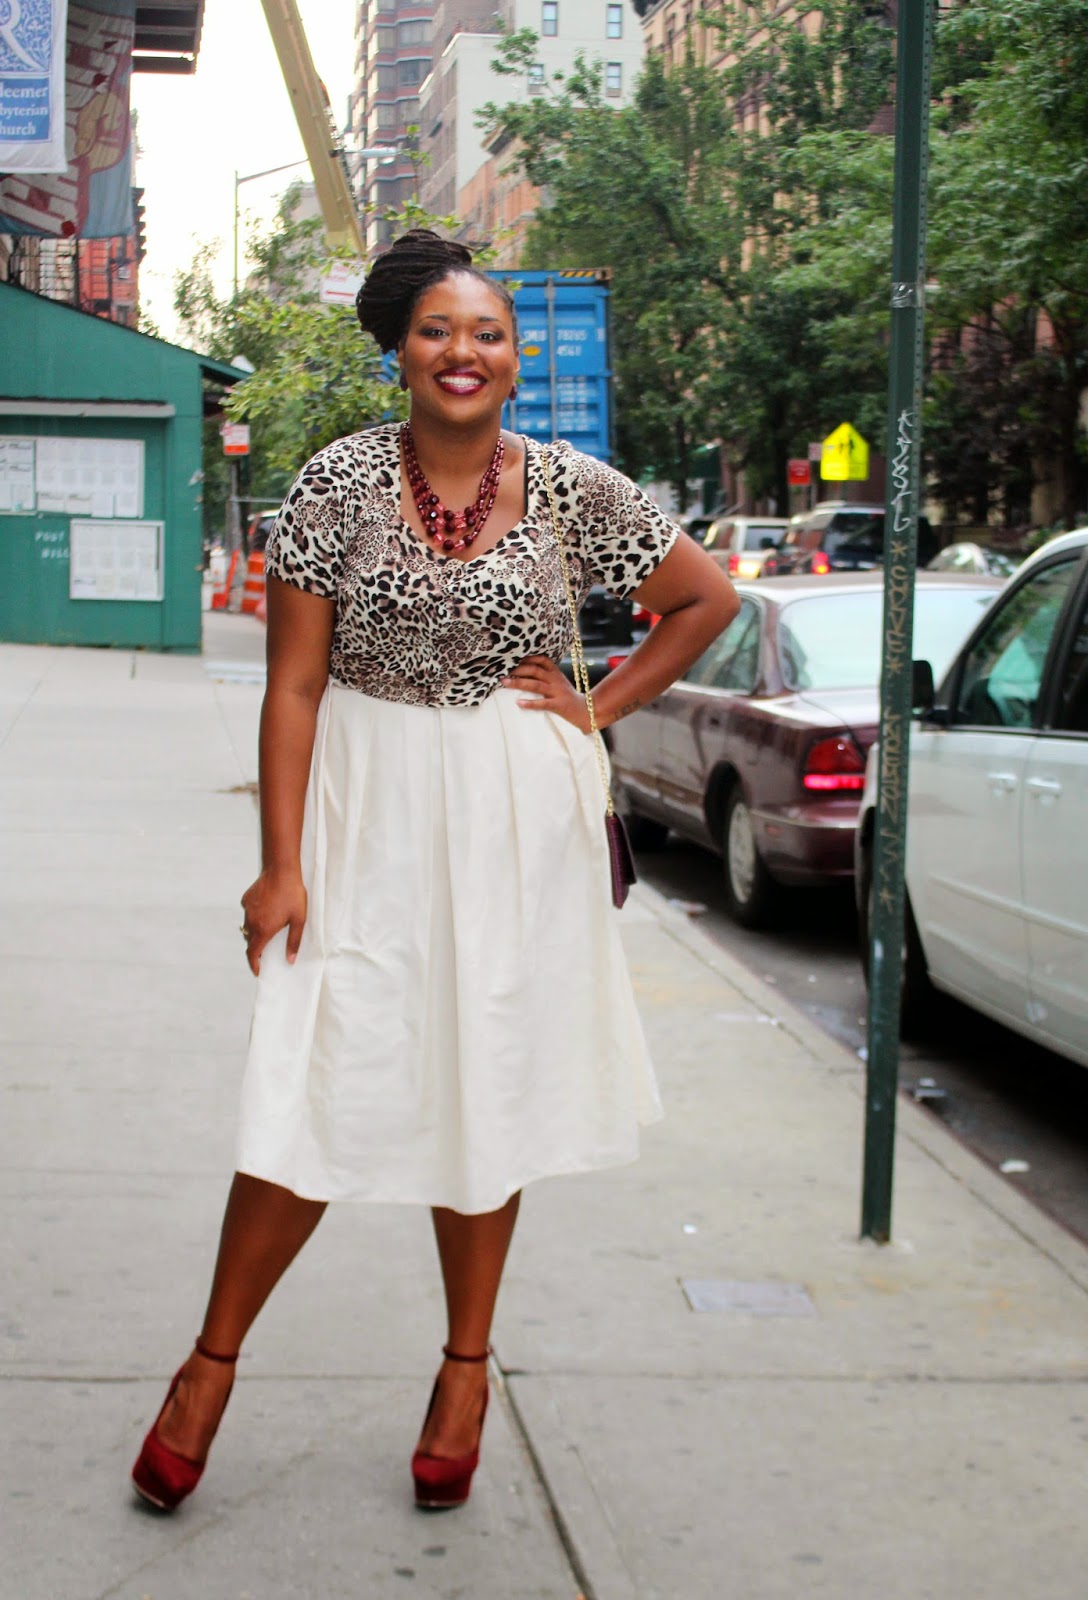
[629,881,1088,1296]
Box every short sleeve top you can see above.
[264,422,679,708]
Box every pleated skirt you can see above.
[235,679,662,1214]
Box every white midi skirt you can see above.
[235,680,662,1214]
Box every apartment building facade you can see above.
[421,1,644,259]
[350,0,437,252]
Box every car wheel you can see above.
[858,846,937,1039]
[721,785,777,927]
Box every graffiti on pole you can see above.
[876,407,916,916]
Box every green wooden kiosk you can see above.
[0,282,249,652]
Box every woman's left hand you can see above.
[503,655,591,733]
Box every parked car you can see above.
[855,528,1088,1065]
[703,514,788,579]
[927,541,1020,578]
[774,501,937,577]
[681,503,730,543]
[561,586,643,688]
[609,571,1000,926]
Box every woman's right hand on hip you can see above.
[240,868,308,976]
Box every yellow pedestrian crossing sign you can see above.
[820,423,870,482]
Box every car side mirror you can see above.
[911,658,947,723]
[911,659,935,711]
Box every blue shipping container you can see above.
[491,269,612,463]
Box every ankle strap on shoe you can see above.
[195,1335,240,1364]
[442,1344,491,1364]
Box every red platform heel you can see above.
[131,1336,239,1511]
[411,1345,491,1510]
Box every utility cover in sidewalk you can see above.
[681,1278,816,1317]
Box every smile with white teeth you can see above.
[436,372,486,393]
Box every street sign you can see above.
[221,423,250,457]
[807,440,823,462]
[820,422,870,482]
[319,259,366,307]
[787,458,811,487]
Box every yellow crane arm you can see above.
[259,0,364,256]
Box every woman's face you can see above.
[400,272,518,427]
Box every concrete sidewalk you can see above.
[2,619,1086,1600]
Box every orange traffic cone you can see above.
[210,549,239,612]
[240,551,266,618]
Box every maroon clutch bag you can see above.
[605,810,637,910]
[543,448,638,911]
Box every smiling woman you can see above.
[131,228,737,1520]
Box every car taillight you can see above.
[811,550,831,575]
[727,552,741,575]
[803,735,866,791]
[763,555,777,575]
[631,605,653,627]
[606,653,629,671]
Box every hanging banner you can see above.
[0,0,135,238]
[0,0,68,172]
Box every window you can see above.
[741,523,785,553]
[952,558,1079,727]
[607,2,623,37]
[686,601,760,691]
[777,589,997,693]
[373,63,395,90]
[528,61,545,91]
[398,19,427,44]
[374,26,395,51]
[1054,590,1088,733]
[542,1,558,35]
[397,57,424,84]
[605,61,622,96]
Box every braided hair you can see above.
[355,228,517,353]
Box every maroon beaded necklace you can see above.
[402,423,505,553]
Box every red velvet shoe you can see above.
[411,1345,490,1510]
[131,1337,238,1512]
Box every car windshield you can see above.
[742,523,784,551]
[825,513,883,553]
[778,588,996,691]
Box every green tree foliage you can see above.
[482,4,894,506]
[173,186,409,541]
[486,0,1087,527]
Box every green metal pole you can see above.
[861,0,935,1242]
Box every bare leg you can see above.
[417,1191,521,1458]
[155,1173,326,1461]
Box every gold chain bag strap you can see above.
[541,446,637,909]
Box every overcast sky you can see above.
[130,2,355,345]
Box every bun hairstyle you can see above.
[355,227,517,354]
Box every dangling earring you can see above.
[399,371,409,392]
[508,383,519,401]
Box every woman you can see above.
[132,230,737,1514]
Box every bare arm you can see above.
[505,535,739,732]
[592,535,738,728]
[240,576,336,974]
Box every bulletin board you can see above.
[0,435,145,518]
[69,519,164,602]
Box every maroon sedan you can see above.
[609,571,1000,926]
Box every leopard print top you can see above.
[264,423,679,708]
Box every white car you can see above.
[856,528,1088,1066]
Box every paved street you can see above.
[3,620,1088,1600]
